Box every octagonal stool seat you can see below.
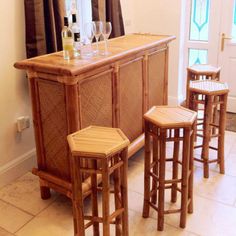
[188,80,229,178]
[142,106,197,231]
[67,126,130,236]
[186,65,221,135]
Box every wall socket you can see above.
[16,116,30,132]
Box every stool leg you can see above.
[218,94,227,174]
[180,128,190,228]
[171,129,180,203]
[114,154,122,236]
[102,159,110,236]
[212,95,218,136]
[143,123,151,218]
[39,185,51,200]
[158,129,166,231]
[151,136,159,204]
[121,148,129,236]
[188,122,196,214]
[202,95,213,178]
[91,159,100,236]
[72,156,85,236]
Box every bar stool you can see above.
[188,80,229,178]
[67,126,130,236]
[186,64,221,106]
[142,106,197,231]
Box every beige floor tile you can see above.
[15,195,73,236]
[0,200,32,234]
[129,210,198,236]
[127,160,144,194]
[225,154,236,177]
[0,172,58,215]
[163,195,236,236]
[193,166,236,205]
[0,227,14,236]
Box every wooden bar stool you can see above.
[188,80,229,178]
[67,126,130,236]
[186,64,221,106]
[142,106,197,231]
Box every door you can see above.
[218,0,236,112]
[184,0,236,112]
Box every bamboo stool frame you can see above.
[142,107,196,231]
[68,126,130,236]
[186,65,221,136]
[188,81,229,178]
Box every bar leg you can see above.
[151,136,159,204]
[218,94,227,174]
[143,121,151,218]
[121,148,129,236]
[202,95,213,178]
[102,159,110,236]
[171,129,179,203]
[158,129,166,231]
[180,128,190,228]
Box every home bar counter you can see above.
[14,34,175,199]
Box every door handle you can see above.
[221,33,232,51]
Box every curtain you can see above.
[92,0,125,38]
[24,0,65,58]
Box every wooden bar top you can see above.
[14,34,175,78]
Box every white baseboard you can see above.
[0,149,36,188]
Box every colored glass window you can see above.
[232,0,236,38]
[189,0,210,41]
[188,49,208,66]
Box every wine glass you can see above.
[101,22,112,55]
[83,22,95,57]
[92,21,103,54]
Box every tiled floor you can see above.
[0,131,236,236]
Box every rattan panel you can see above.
[79,71,113,129]
[119,59,143,141]
[149,51,166,108]
[37,79,70,180]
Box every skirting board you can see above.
[0,149,36,188]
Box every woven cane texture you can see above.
[37,79,70,180]
[80,72,113,129]
[119,59,143,141]
[188,64,221,75]
[148,50,166,108]
[189,80,229,95]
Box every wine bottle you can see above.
[71,14,81,57]
[61,17,73,60]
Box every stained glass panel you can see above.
[189,0,210,41]
[188,49,208,66]
[232,0,236,38]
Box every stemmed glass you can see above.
[101,22,112,55]
[92,21,103,54]
[83,22,95,57]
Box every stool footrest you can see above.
[109,161,124,174]
[194,157,219,164]
[84,215,103,223]
[149,202,182,215]
[109,208,124,221]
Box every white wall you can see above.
[121,0,184,104]
[0,1,36,187]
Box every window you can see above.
[65,0,92,40]
[189,0,210,41]
[232,0,236,38]
[187,0,210,66]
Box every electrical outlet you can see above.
[16,116,30,132]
